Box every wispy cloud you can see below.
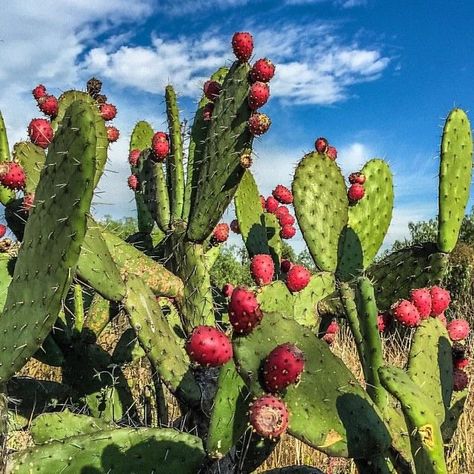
[285,0,367,6]
[160,0,251,16]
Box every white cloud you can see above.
[160,0,251,16]
[284,0,367,6]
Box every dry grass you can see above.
[11,316,474,473]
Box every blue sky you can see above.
[0,0,473,251]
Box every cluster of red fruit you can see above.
[28,85,55,150]
[314,136,337,160]
[232,32,273,136]
[390,286,470,391]
[347,172,366,203]
[127,131,170,191]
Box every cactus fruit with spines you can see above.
[0,32,472,474]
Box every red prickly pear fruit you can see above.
[249,394,289,438]
[437,312,447,327]
[322,333,336,345]
[286,264,311,292]
[0,224,6,238]
[248,113,271,136]
[263,343,305,392]
[185,325,233,367]
[280,225,296,239]
[28,118,53,149]
[454,357,469,370]
[326,320,339,335]
[314,137,328,153]
[250,58,275,83]
[128,149,141,167]
[430,286,451,315]
[32,84,47,101]
[348,172,366,185]
[326,145,337,160]
[38,95,58,118]
[152,140,170,162]
[0,162,26,190]
[278,213,295,226]
[106,126,120,142]
[152,131,169,144]
[348,184,365,203]
[222,283,234,298]
[248,82,270,110]
[203,80,222,101]
[100,103,117,121]
[22,192,35,212]
[228,286,263,334]
[447,319,470,341]
[391,300,420,328]
[260,195,266,210]
[272,184,293,205]
[240,151,253,168]
[265,196,279,213]
[280,259,293,273]
[202,102,214,121]
[377,312,392,333]
[232,32,254,62]
[453,368,469,391]
[213,223,229,243]
[127,175,139,191]
[410,288,432,320]
[274,206,289,219]
[250,254,274,286]
[230,219,240,234]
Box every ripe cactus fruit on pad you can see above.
[249,394,289,438]
[263,343,305,392]
[438,108,473,252]
[293,152,348,272]
[233,312,390,457]
[0,100,96,383]
[337,159,393,280]
[186,325,233,367]
[7,427,205,474]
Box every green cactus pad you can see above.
[265,212,283,268]
[233,312,390,458]
[379,366,447,474]
[441,389,467,443]
[33,334,64,367]
[129,121,155,234]
[206,361,250,459]
[7,427,205,473]
[81,293,111,341]
[407,318,453,422]
[0,254,13,312]
[293,152,348,272]
[112,327,146,364]
[0,111,15,205]
[30,409,111,444]
[438,108,473,252]
[165,85,185,221]
[369,242,448,310]
[77,223,126,302]
[52,90,108,188]
[235,170,270,257]
[338,160,393,279]
[12,141,46,194]
[124,274,201,406]
[99,222,184,299]
[0,100,96,383]
[187,61,253,241]
[184,67,229,221]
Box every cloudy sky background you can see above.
[1,0,473,252]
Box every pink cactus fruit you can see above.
[250,254,274,286]
[430,286,451,315]
[222,283,234,298]
[213,223,230,243]
[453,368,469,391]
[280,225,296,240]
[128,149,141,167]
[286,264,311,292]
[377,312,392,333]
[38,95,58,118]
[326,320,340,335]
[326,145,337,160]
[314,137,328,153]
[185,325,233,367]
[0,224,6,239]
[228,286,263,334]
[32,84,47,101]
[259,195,266,210]
[409,288,432,320]
[248,82,270,110]
[230,219,240,234]
[263,343,305,392]
[250,58,275,83]
[249,394,289,438]
[28,118,53,149]
[322,333,336,345]
[0,162,26,190]
[278,213,295,226]
[106,126,120,143]
[232,32,254,62]
[391,300,421,328]
[100,103,117,121]
[274,206,289,219]
[454,357,469,370]
[203,80,222,101]
[447,319,470,341]
[265,196,279,213]
[202,102,214,121]
[348,184,365,203]
[248,113,271,136]
[280,259,293,273]
[127,175,139,191]
[272,184,293,205]
[348,172,366,185]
